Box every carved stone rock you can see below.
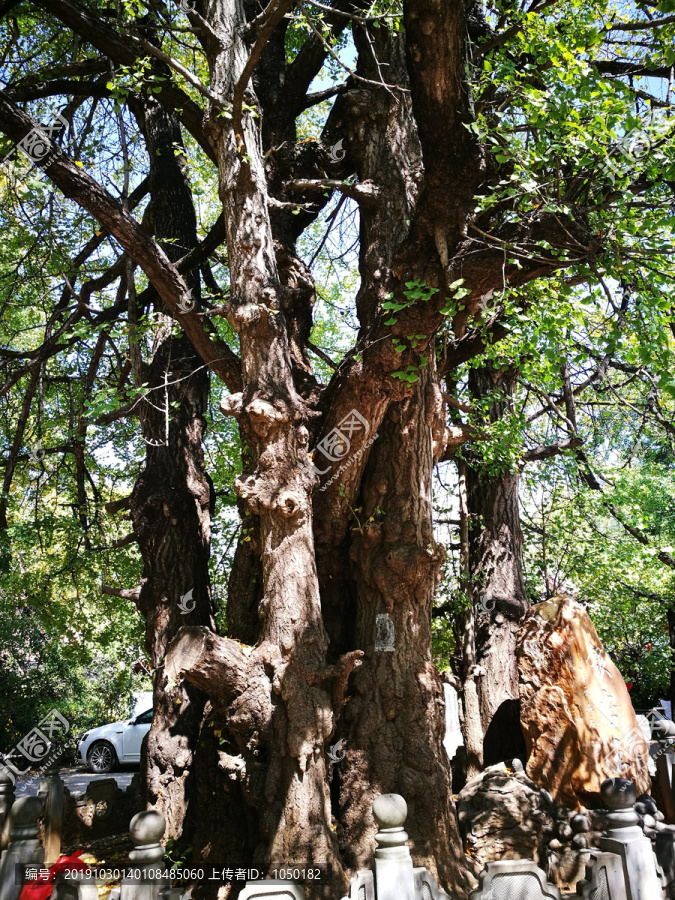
[457,764,606,892]
[517,596,651,809]
[458,765,555,864]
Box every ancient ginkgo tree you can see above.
[1,0,675,895]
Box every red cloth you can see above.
[20,852,89,900]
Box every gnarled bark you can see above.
[342,364,472,895]
[128,90,216,840]
[198,0,347,880]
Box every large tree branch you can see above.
[134,34,223,107]
[522,436,583,462]
[0,94,242,391]
[440,423,485,460]
[286,177,379,203]
[232,0,295,146]
[471,0,560,59]
[165,626,253,704]
[592,59,675,79]
[4,78,112,103]
[175,213,227,279]
[606,13,675,31]
[402,0,479,240]
[283,0,370,113]
[441,315,511,373]
[101,584,141,603]
[17,57,110,82]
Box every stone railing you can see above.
[2,775,675,900]
[575,778,666,900]
[469,777,672,900]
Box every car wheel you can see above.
[87,741,116,774]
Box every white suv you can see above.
[77,708,153,773]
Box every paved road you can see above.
[14,766,136,798]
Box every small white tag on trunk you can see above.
[375,613,395,652]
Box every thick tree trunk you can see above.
[306,25,472,894]
[129,92,215,840]
[466,365,529,766]
[133,327,214,839]
[342,365,473,896]
[193,0,347,882]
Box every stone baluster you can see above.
[0,772,15,851]
[119,810,169,900]
[0,796,45,900]
[341,794,450,900]
[372,794,415,900]
[38,765,64,866]
[598,778,663,900]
